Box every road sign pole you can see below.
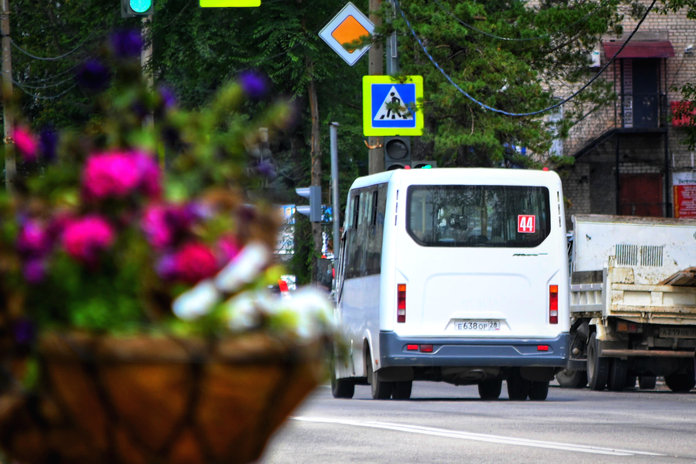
[385,0,399,76]
[368,0,383,174]
[329,122,340,296]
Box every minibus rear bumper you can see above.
[379,331,569,368]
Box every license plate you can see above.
[453,320,501,331]
[659,327,696,338]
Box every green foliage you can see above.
[390,0,625,168]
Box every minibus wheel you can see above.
[528,381,549,401]
[392,381,412,400]
[331,373,355,399]
[506,369,530,400]
[366,359,393,399]
[477,379,502,400]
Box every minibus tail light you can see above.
[549,284,558,324]
[397,284,406,323]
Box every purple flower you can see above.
[13,318,36,345]
[39,126,58,162]
[23,258,47,284]
[76,59,111,92]
[17,219,50,256]
[155,253,178,280]
[238,70,269,99]
[256,159,276,179]
[158,85,177,109]
[110,29,143,59]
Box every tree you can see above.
[387,0,626,167]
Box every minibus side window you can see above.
[344,193,362,278]
[365,185,386,275]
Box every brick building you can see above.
[560,2,696,226]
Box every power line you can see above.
[395,0,657,117]
[11,37,90,61]
[12,73,75,90]
[432,0,604,44]
[12,79,77,100]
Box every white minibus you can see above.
[332,168,569,400]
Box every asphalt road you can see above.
[260,380,696,464]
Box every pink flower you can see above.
[141,202,196,249]
[173,242,219,284]
[82,149,161,200]
[217,235,241,264]
[61,215,115,263]
[142,204,172,249]
[83,151,140,198]
[12,126,38,161]
[135,152,162,198]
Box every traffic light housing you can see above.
[384,136,411,170]
[411,160,437,169]
[122,0,153,17]
[295,186,322,222]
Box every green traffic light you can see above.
[130,0,152,13]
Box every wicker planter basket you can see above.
[0,332,326,464]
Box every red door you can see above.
[619,174,663,216]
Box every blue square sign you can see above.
[363,75,423,136]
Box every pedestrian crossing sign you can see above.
[363,75,423,136]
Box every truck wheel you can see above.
[638,375,657,390]
[528,381,549,401]
[392,381,412,400]
[665,362,696,393]
[478,379,502,400]
[555,369,587,388]
[587,332,609,391]
[507,369,529,400]
[331,372,355,399]
[607,359,628,391]
[366,359,393,399]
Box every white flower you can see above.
[222,289,268,331]
[266,287,334,340]
[215,242,271,293]
[172,279,220,320]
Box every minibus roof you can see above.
[348,167,561,190]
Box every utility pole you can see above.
[367,0,383,174]
[1,0,14,192]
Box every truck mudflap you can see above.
[378,331,569,368]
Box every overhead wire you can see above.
[394,0,657,117]
[432,0,604,43]
[12,80,77,100]
[11,37,91,62]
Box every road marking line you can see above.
[292,416,664,457]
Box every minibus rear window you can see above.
[406,185,551,247]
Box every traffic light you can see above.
[295,186,322,222]
[122,0,153,17]
[411,160,437,169]
[384,136,411,170]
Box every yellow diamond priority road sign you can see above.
[319,2,374,66]
[200,0,260,7]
